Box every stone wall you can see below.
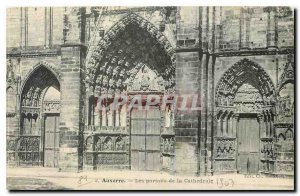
[6,6,294,175]
[175,7,201,175]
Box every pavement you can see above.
[6,167,294,190]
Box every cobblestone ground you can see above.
[7,177,69,190]
[7,167,294,190]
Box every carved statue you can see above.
[102,137,113,151]
[115,137,125,151]
[169,137,175,153]
[95,138,102,151]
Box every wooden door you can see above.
[44,115,60,167]
[237,116,260,174]
[131,107,161,171]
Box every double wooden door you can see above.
[130,107,161,171]
[237,115,260,174]
[43,114,60,167]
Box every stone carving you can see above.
[7,152,15,162]
[233,83,264,113]
[162,137,175,154]
[214,160,236,171]
[276,162,294,173]
[88,135,129,152]
[7,137,16,152]
[277,82,294,123]
[214,138,236,159]
[17,137,40,152]
[96,154,128,165]
[85,136,93,151]
[102,137,113,151]
[6,58,17,86]
[15,136,40,165]
[278,96,293,119]
[261,140,274,159]
[95,136,103,151]
[115,137,125,151]
[216,59,276,107]
[277,7,293,18]
[260,160,275,173]
[127,64,165,92]
[21,108,40,117]
[43,101,60,113]
[86,13,175,93]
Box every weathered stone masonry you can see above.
[6,7,294,177]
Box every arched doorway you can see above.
[18,64,60,167]
[214,59,276,174]
[84,13,175,171]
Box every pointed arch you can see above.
[20,61,60,94]
[278,60,294,92]
[20,62,60,108]
[85,13,175,93]
[215,58,276,106]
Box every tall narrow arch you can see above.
[20,61,60,96]
[278,59,294,93]
[18,62,61,167]
[20,62,60,113]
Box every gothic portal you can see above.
[6,7,294,177]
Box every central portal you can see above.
[237,114,260,174]
[130,107,161,171]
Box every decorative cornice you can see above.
[175,47,201,53]
[174,47,294,56]
[214,47,294,57]
[61,43,87,48]
[7,50,61,58]
[274,122,294,128]
[93,7,162,16]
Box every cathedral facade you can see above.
[6,7,294,176]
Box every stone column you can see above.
[269,114,273,137]
[174,7,202,175]
[239,7,250,50]
[107,106,112,126]
[121,104,127,127]
[94,96,101,127]
[266,115,270,137]
[59,7,86,171]
[223,114,228,137]
[110,103,117,127]
[264,7,278,49]
[258,114,266,138]
[98,99,103,127]
[216,118,221,137]
[228,115,233,137]
[102,106,107,126]
[94,110,100,127]
[115,108,120,127]
[232,114,238,137]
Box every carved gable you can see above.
[126,64,165,92]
